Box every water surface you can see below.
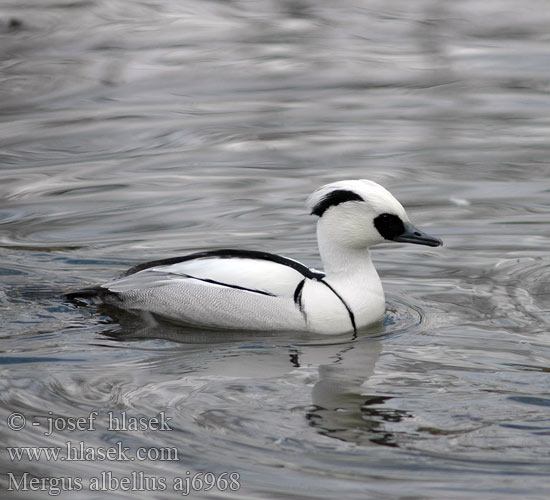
[1,1,550,499]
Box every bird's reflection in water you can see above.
[305,340,410,447]
[95,306,407,447]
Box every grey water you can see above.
[1,1,550,498]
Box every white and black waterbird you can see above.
[67,180,442,334]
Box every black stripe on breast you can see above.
[294,278,306,308]
[293,278,307,322]
[319,280,357,334]
[123,249,325,280]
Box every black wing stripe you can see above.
[124,249,325,280]
[320,280,357,334]
[186,275,276,297]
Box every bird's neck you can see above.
[316,223,385,327]
[317,225,375,278]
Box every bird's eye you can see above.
[373,213,405,240]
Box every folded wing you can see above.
[103,251,313,299]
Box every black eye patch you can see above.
[373,213,405,240]
[310,189,364,217]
